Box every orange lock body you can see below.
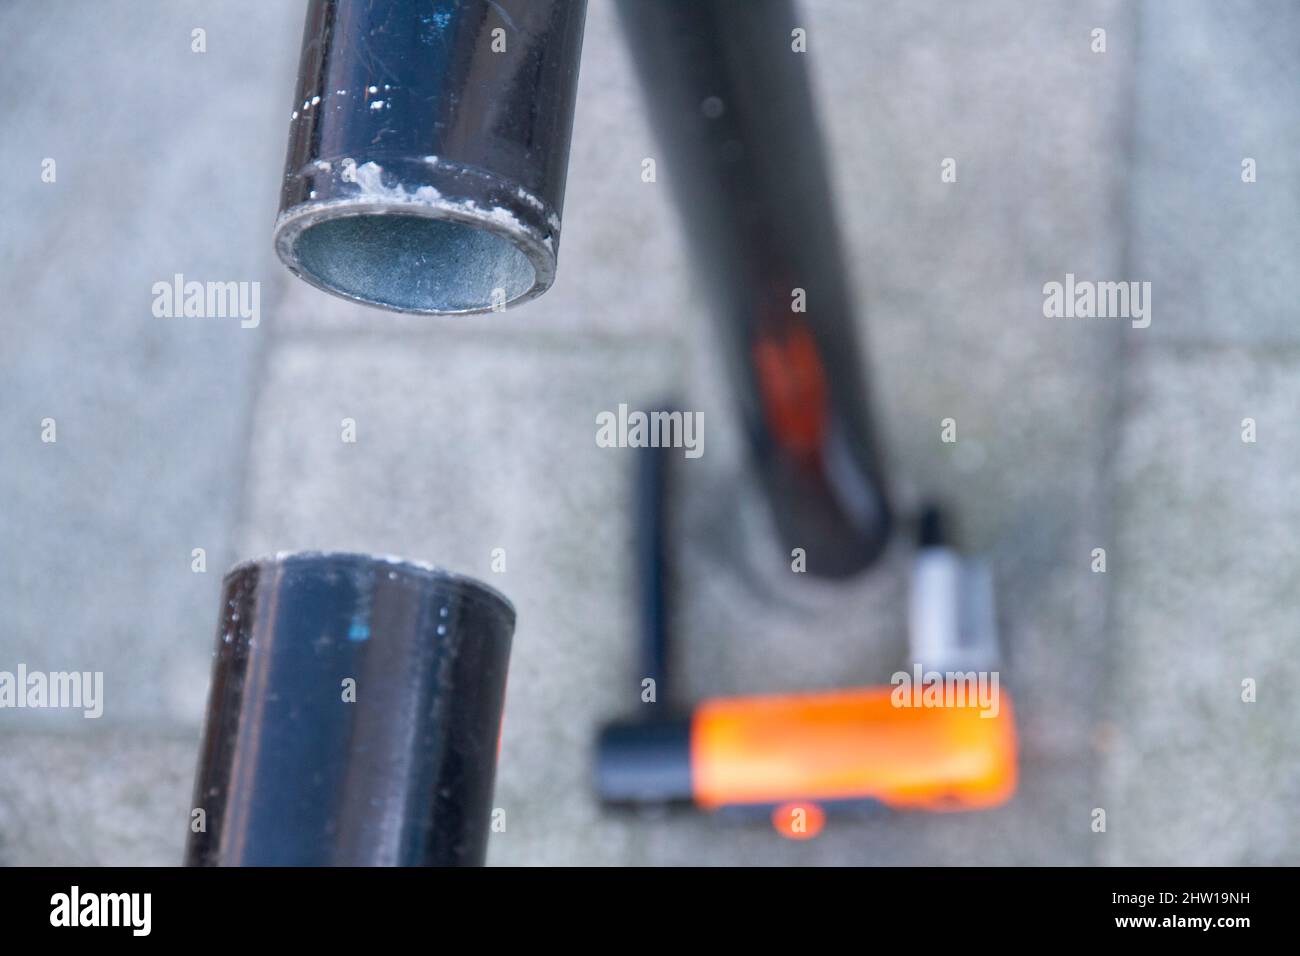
[690,685,1017,812]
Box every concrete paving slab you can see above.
[1129,0,1300,347]
[0,728,194,866]
[1100,344,1300,864]
[0,0,299,730]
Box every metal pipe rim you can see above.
[273,200,555,316]
[223,550,516,617]
[273,155,560,317]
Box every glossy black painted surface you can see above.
[636,427,673,706]
[616,0,892,577]
[275,0,588,313]
[185,553,515,866]
[596,719,694,806]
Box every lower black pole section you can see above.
[185,552,515,866]
[616,0,891,577]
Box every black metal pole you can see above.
[636,420,673,704]
[185,553,515,866]
[615,0,891,578]
[274,0,588,315]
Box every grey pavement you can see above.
[1,0,1297,866]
